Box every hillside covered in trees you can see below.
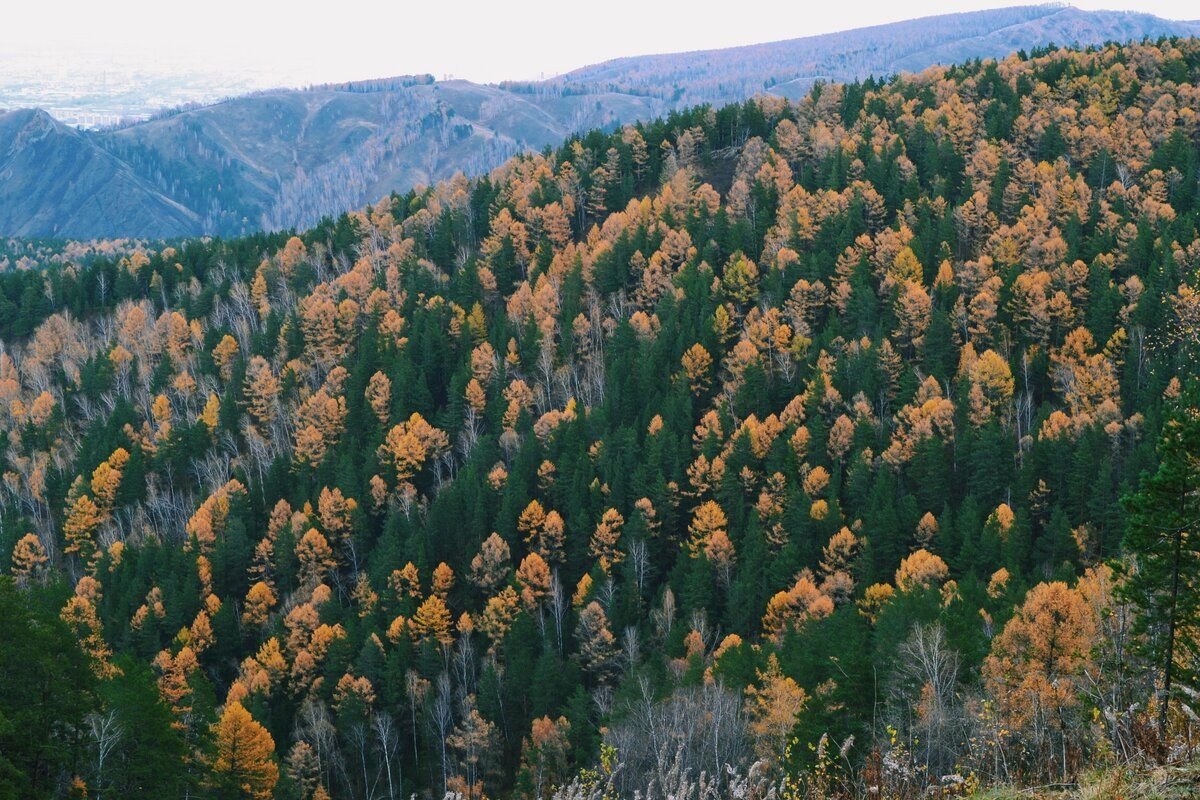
[4,37,1200,800]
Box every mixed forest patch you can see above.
[4,38,1200,800]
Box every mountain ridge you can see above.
[4,4,1199,240]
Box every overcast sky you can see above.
[2,0,1197,85]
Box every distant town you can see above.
[0,47,300,128]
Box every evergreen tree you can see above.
[1122,393,1200,739]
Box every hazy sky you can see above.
[3,0,1198,85]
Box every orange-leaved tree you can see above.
[209,701,279,800]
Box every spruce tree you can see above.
[1122,393,1200,740]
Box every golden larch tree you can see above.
[516,552,551,610]
[411,594,454,646]
[983,581,1097,770]
[365,371,392,425]
[687,500,728,558]
[468,532,512,591]
[745,653,808,763]
[681,344,713,394]
[575,601,620,684]
[589,508,625,571]
[209,702,280,800]
[11,533,49,586]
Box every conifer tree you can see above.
[209,702,279,800]
[1122,395,1200,739]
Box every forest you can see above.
[2,38,1200,799]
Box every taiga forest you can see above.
[3,20,1200,800]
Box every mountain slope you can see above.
[888,6,1200,73]
[0,109,198,239]
[3,4,1199,240]
[3,36,1200,800]
[556,5,1200,102]
[89,79,656,237]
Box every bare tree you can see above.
[87,709,123,799]
[297,698,342,794]
[372,712,402,800]
[431,673,455,797]
[887,622,962,776]
[549,570,568,655]
[629,538,651,598]
[622,625,641,671]
[605,678,749,797]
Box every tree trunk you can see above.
[1157,525,1183,748]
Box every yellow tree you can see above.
[154,646,198,729]
[468,533,512,591]
[90,448,128,512]
[516,552,551,610]
[761,572,833,641]
[285,742,321,800]
[251,265,270,318]
[61,595,120,678]
[447,696,498,800]
[894,280,932,352]
[478,587,521,653]
[295,529,336,587]
[681,344,713,395]
[209,702,280,800]
[518,500,565,564]
[297,287,343,368]
[517,499,546,547]
[827,415,854,462]
[465,379,487,413]
[982,581,1097,778]
[576,601,620,684]
[704,530,737,588]
[389,562,421,599]
[518,716,572,799]
[540,202,573,248]
[293,425,328,468]
[721,252,760,306]
[539,511,566,565]
[30,390,56,426]
[589,508,624,571]
[316,486,356,549]
[351,574,378,617]
[819,526,859,604]
[279,236,307,280]
[379,413,449,487]
[11,533,49,586]
[63,493,103,566]
[431,562,455,598]
[411,595,454,646]
[687,500,728,558]
[242,581,277,627]
[365,371,392,426]
[895,549,949,592]
[243,356,280,430]
[745,654,808,763]
[200,393,221,431]
[889,246,924,284]
[212,334,239,380]
[915,512,939,549]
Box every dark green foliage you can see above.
[0,579,97,798]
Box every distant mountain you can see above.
[553,5,1200,103]
[0,109,199,238]
[2,4,1197,240]
[0,80,656,240]
[95,79,657,236]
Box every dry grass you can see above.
[975,761,1200,800]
